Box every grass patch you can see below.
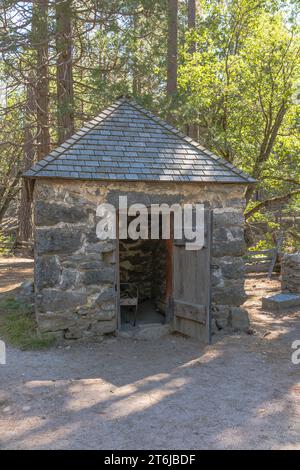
[0,297,56,350]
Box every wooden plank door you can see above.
[172,209,212,343]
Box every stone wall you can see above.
[211,208,249,331]
[34,181,116,340]
[151,239,167,313]
[33,178,249,339]
[119,238,153,301]
[281,252,300,294]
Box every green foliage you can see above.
[0,233,14,256]
[0,0,299,248]
[0,297,56,350]
[177,0,300,250]
[249,237,277,252]
[178,2,300,174]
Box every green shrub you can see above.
[0,233,14,256]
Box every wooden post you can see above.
[115,211,121,330]
[206,209,213,345]
[165,217,173,323]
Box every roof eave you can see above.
[22,173,255,184]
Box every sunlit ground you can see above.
[0,266,299,449]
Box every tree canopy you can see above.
[0,0,299,249]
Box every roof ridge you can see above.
[126,98,256,184]
[24,97,127,177]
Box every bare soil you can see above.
[0,257,34,294]
[0,258,299,449]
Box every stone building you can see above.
[24,97,255,342]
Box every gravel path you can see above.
[0,268,299,449]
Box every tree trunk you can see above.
[188,0,196,53]
[33,0,50,160]
[245,103,287,204]
[167,0,178,122]
[132,15,142,96]
[56,0,74,144]
[18,83,35,241]
[186,0,198,140]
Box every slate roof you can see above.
[24,97,255,184]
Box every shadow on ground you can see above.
[0,270,299,449]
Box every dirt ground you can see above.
[0,257,34,293]
[0,257,299,450]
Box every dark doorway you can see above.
[119,237,168,329]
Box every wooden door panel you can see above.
[172,209,212,342]
[173,300,206,323]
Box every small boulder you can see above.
[230,307,250,331]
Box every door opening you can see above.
[119,236,168,329]
[116,208,212,343]
[117,213,171,331]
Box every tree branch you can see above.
[245,190,300,220]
